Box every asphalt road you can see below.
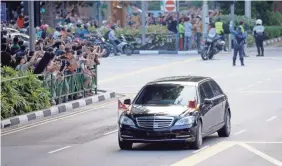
[2,47,282,166]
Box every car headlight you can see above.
[174,116,195,126]
[120,116,135,126]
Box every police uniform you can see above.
[253,20,265,56]
[230,26,246,66]
[239,24,247,57]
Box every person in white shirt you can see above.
[253,19,265,57]
[184,17,193,50]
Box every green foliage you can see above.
[267,11,282,26]
[212,15,256,31]
[247,34,255,47]
[264,26,282,39]
[1,67,51,119]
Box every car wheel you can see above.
[190,121,202,150]
[218,110,231,137]
[118,137,133,150]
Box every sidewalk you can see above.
[1,91,116,128]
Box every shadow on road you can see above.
[126,135,224,151]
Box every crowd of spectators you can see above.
[1,21,104,105]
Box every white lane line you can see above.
[192,145,210,154]
[239,143,282,166]
[266,116,277,122]
[103,129,118,136]
[48,146,71,154]
[233,130,247,136]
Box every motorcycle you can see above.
[201,28,225,60]
[106,34,134,56]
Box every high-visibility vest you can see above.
[215,21,224,35]
[239,25,245,33]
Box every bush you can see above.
[247,34,255,47]
[264,26,282,39]
[1,67,51,119]
[212,15,256,31]
[267,11,282,26]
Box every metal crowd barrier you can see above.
[1,65,98,105]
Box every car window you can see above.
[201,82,214,99]
[209,80,223,96]
[198,85,207,103]
[134,84,197,106]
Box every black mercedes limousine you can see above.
[118,76,231,150]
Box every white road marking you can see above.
[48,146,71,154]
[239,143,282,166]
[241,141,282,144]
[103,129,118,136]
[192,146,210,154]
[233,130,247,136]
[266,116,277,122]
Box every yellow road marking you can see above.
[170,141,236,166]
[239,143,282,166]
[99,58,198,84]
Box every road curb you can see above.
[133,50,198,55]
[1,91,116,129]
[263,36,282,46]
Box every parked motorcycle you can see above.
[201,28,225,60]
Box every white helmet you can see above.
[256,19,262,25]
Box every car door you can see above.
[208,80,226,127]
[198,81,216,134]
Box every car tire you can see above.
[118,137,133,150]
[218,110,231,137]
[190,121,203,150]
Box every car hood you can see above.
[129,104,188,117]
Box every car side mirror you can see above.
[204,98,213,105]
[124,99,131,105]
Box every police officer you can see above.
[239,21,248,57]
[230,22,246,66]
[253,19,265,56]
[215,17,227,51]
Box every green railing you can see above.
[43,65,98,104]
[1,65,98,105]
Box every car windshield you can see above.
[134,84,197,106]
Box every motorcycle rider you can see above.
[230,21,246,66]
[215,17,227,51]
[253,19,265,56]
[108,24,119,56]
[239,21,248,57]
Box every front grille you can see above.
[136,116,174,129]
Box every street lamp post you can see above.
[141,1,146,45]
[28,1,35,51]
[176,0,180,51]
[229,2,235,51]
[202,0,208,41]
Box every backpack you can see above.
[235,32,244,45]
[104,30,111,40]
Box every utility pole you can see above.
[141,1,146,45]
[176,0,180,51]
[229,2,235,51]
[245,0,251,49]
[28,1,35,51]
[245,0,251,18]
[202,0,208,41]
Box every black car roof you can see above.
[150,76,210,84]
